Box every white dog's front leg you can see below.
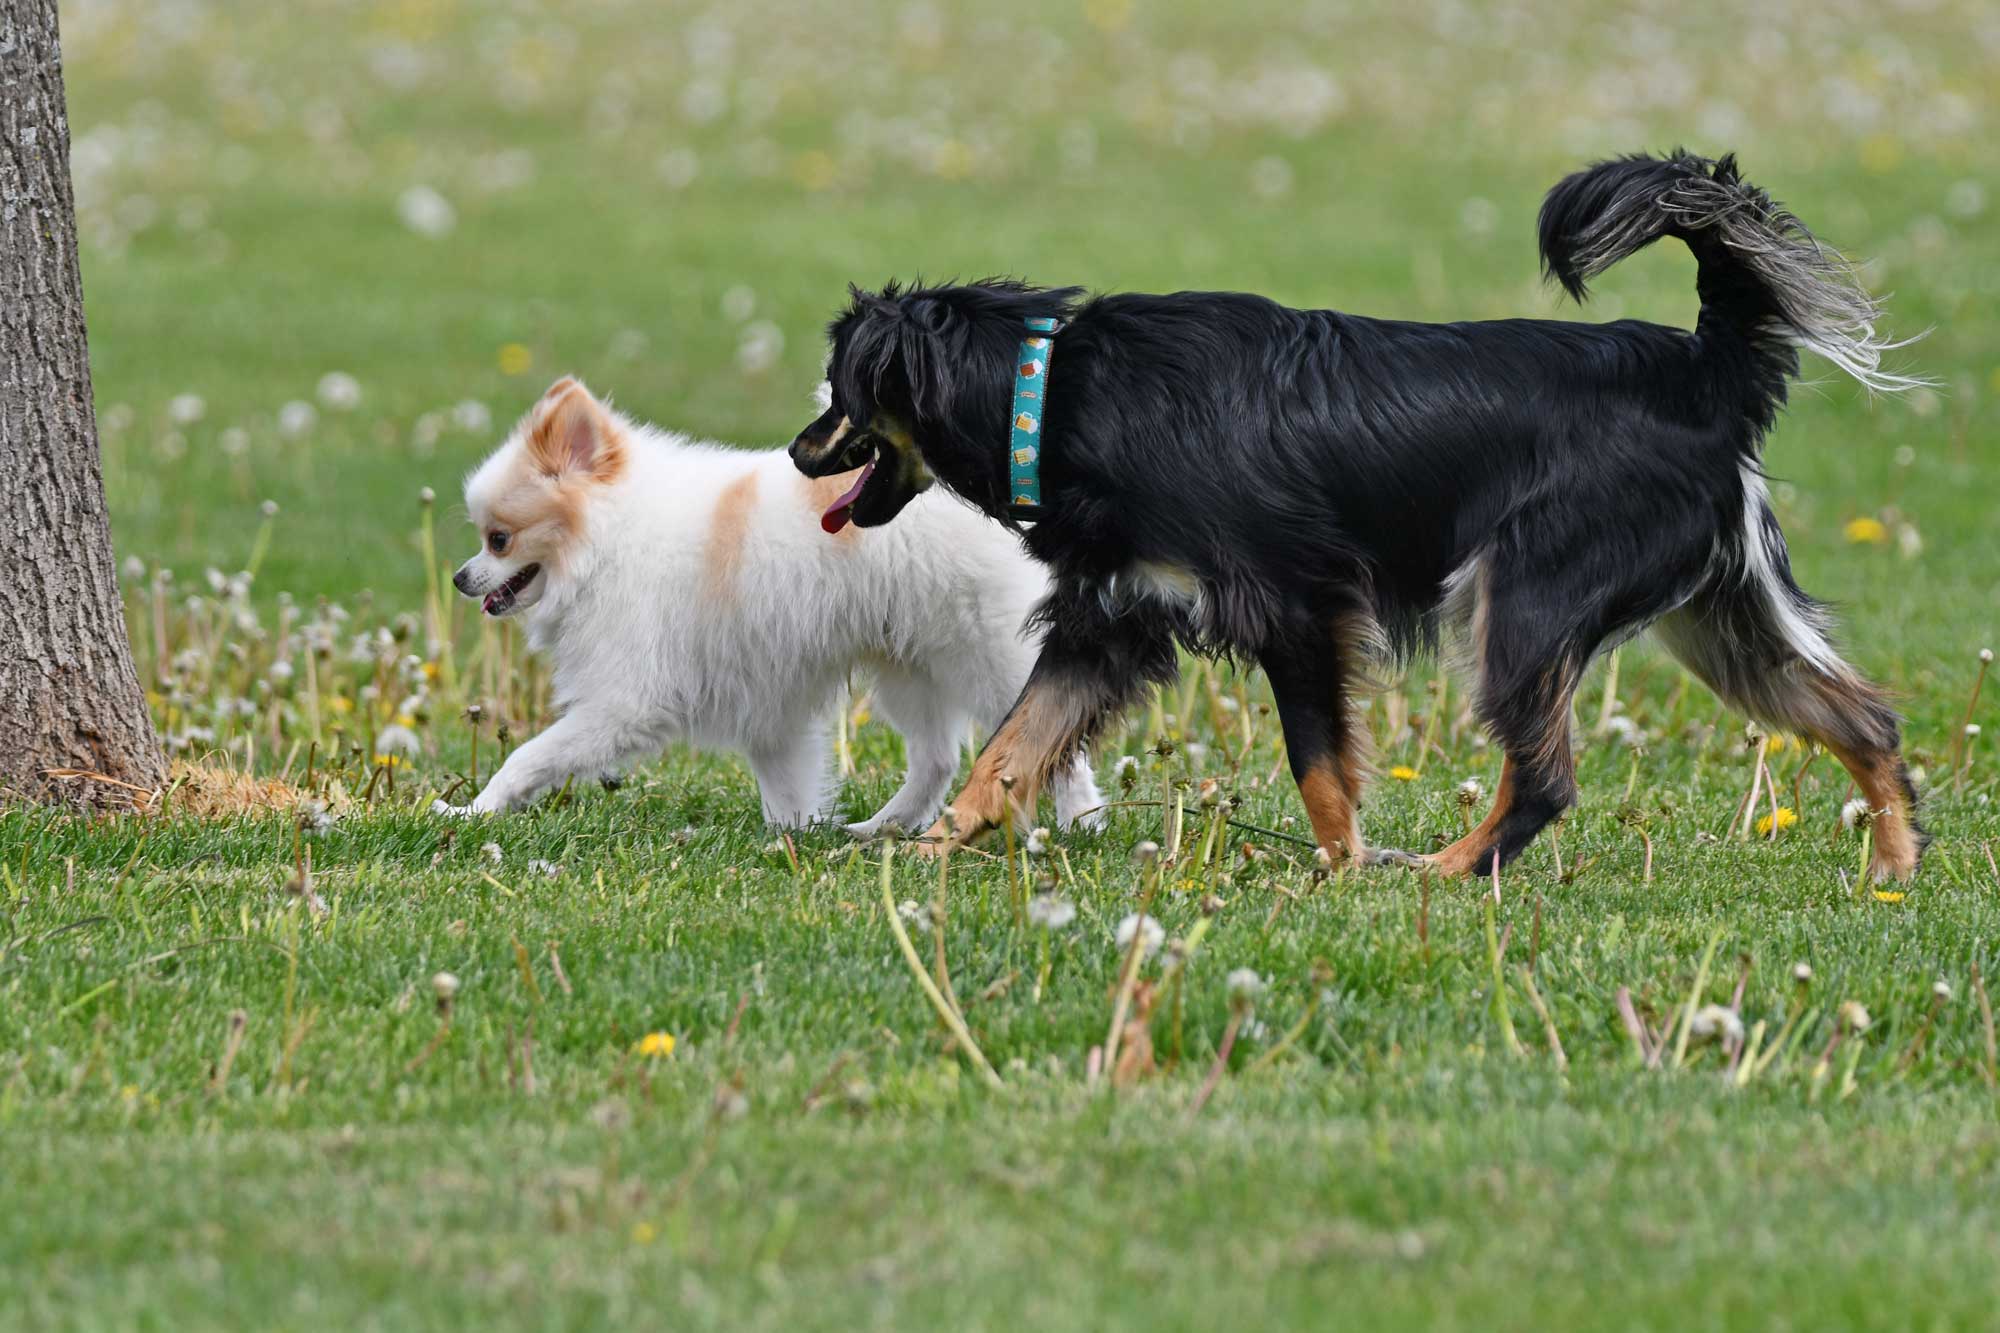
[438,711,630,815]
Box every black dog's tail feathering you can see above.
[1537,150,1925,399]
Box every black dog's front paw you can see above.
[1361,847,1425,869]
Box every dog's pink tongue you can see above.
[820,459,874,534]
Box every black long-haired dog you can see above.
[790,151,1928,881]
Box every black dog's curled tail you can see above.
[1538,150,1926,395]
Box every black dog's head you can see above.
[790,280,1082,531]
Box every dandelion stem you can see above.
[1100,871,1162,1084]
[1484,895,1525,1057]
[1974,961,1998,1094]
[1186,1009,1244,1120]
[1670,929,1725,1070]
[1519,966,1567,1072]
[878,842,1000,1088]
[1246,989,1324,1076]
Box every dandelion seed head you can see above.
[1114,912,1164,960]
[1689,1003,1744,1044]
[1793,962,1814,984]
[1933,979,1953,1003]
[1226,967,1264,1003]
[1027,894,1076,930]
[316,372,361,411]
[1839,1001,1872,1033]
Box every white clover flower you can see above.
[1114,912,1164,961]
[1226,967,1264,1004]
[1689,1003,1744,1044]
[316,372,361,411]
[397,184,456,238]
[1026,894,1076,930]
[167,392,206,425]
[373,724,420,758]
[1981,648,1995,665]
[277,400,317,437]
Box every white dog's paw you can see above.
[1056,796,1109,832]
[844,816,914,842]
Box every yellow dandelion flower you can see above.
[1872,889,1906,903]
[631,1221,658,1245]
[634,1031,676,1058]
[421,661,440,680]
[372,752,404,768]
[1389,765,1419,781]
[328,695,354,714]
[1754,806,1798,836]
[498,342,533,376]
[1843,516,1888,545]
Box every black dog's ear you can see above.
[896,297,965,428]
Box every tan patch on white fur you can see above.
[704,471,761,596]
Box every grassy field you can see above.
[7,0,2000,1327]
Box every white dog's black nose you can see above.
[451,564,475,594]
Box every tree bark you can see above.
[1,0,166,810]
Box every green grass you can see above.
[7,0,2000,1327]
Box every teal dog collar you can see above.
[1009,316,1063,518]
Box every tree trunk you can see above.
[0,0,165,810]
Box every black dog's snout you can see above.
[451,564,474,594]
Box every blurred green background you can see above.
[15,6,2000,1329]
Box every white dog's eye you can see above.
[488,531,509,554]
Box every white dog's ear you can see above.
[528,378,623,481]
[812,380,834,413]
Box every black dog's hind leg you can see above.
[1654,576,1924,881]
[917,588,1178,857]
[1262,612,1376,866]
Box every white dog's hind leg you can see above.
[848,669,961,840]
[437,710,633,815]
[1050,749,1107,831]
[748,723,833,829]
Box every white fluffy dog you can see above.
[439,376,1102,835]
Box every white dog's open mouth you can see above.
[483,563,542,616]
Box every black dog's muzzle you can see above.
[788,406,879,478]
